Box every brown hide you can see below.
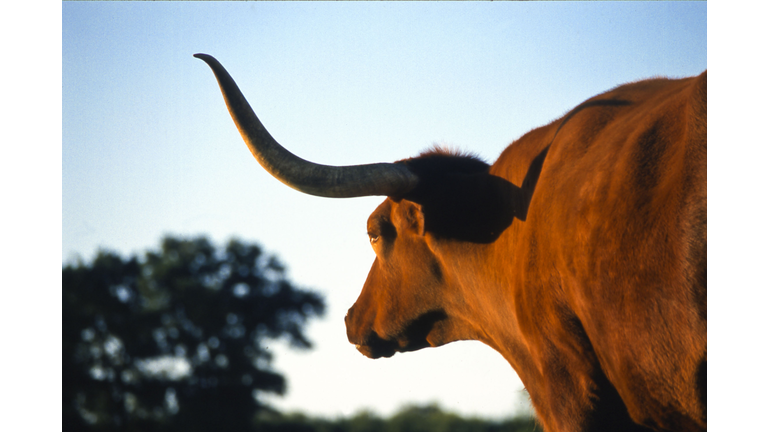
[345,72,707,432]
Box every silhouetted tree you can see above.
[63,235,325,432]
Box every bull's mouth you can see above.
[352,310,448,359]
[354,333,401,359]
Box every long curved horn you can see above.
[194,54,419,198]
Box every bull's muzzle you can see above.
[345,308,398,359]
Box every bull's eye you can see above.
[369,235,380,245]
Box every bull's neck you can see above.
[435,129,558,381]
[436,236,533,372]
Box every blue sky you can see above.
[57,1,710,421]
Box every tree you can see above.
[63,235,325,432]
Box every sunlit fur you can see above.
[345,72,707,432]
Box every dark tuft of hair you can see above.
[417,144,483,160]
[394,145,515,243]
[398,145,489,177]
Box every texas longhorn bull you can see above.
[195,54,706,432]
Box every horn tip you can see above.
[193,53,215,63]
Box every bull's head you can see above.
[196,54,517,359]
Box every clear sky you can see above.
[61,1,707,420]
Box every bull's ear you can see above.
[413,204,426,236]
[395,201,427,236]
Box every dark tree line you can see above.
[253,404,538,432]
[63,235,325,431]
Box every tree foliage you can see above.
[63,235,325,431]
[252,404,538,432]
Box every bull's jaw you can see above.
[348,310,449,359]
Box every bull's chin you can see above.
[354,335,431,359]
[355,343,395,359]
